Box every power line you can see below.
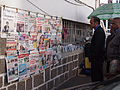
[74,0,94,11]
[64,0,94,11]
[64,0,83,6]
[26,0,50,16]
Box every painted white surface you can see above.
[100,0,108,3]
[0,0,94,24]
[80,0,96,8]
[100,0,117,3]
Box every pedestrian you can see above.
[89,16,106,82]
[105,19,116,74]
[107,17,120,78]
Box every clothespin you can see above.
[28,11,30,16]
[36,13,38,17]
[16,8,18,13]
[56,16,58,20]
[3,5,5,10]
[44,15,46,18]
[51,16,53,19]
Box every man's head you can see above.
[6,21,9,25]
[111,17,120,31]
[90,16,100,29]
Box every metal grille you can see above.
[62,19,91,45]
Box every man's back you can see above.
[107,29,120,61]
[90,26,105,61]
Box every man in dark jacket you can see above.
[90,16,106,82]
[107,17,120,78]
[105,19,117,74]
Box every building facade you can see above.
[0,0,97,90]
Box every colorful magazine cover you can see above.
[6,56,19,82]
[1,7,16,38]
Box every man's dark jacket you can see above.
[90,26,106,62]
[107,29,120,61]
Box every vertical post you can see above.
[106,20,108,32]
[108,0,113,3]
[95,0,97,9]
[95,0,100,8]
[116,0,118,3]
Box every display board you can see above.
[1,6,62,82]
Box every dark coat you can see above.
[90,26,106,62]
[105,33,115,60]
[84,42,91,57]
[107,29,120,61]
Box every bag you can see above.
[85,57,91,69]
[79,57,91,75]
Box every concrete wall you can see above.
[0,0,94,24]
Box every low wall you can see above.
[0,38,84,90]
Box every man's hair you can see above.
[113,17,120,28]
[113,17,120,20]
[91,16,100,24]
[6,21,9,24]
[113,17,120,24]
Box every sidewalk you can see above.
[54,75,91,90]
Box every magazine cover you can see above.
[1,6,16,38]
[6,56,19,82]
[6,33,19,82]
[18,53,30,80]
